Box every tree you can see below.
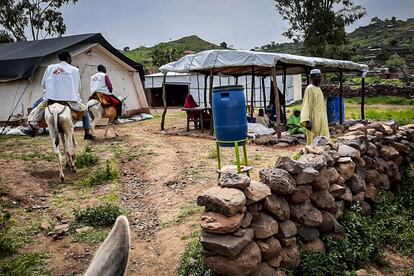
[0,30,14,43]
[0,0,78,41]
[220,42,228,49]
[386,53,407,71]
[370,17,382,25]
[151,46,185,68]
[274,0,366,57]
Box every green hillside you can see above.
[123,35,223,71]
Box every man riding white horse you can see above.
[22,51,94,140]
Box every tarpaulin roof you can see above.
[159,50,369,76]
[0,33,145,81]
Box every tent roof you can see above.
[159,50,369,76]
[0,33,145,81]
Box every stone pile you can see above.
[197,122,414,276]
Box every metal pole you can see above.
[361,73,366,120]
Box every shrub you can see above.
[77,159,119,187]
[176,238,211,276]
[74,203,124,227]
[75,146,99,169]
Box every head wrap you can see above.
[310,69,321,75]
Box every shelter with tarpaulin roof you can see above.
[0,33,150,123]
[158,49,369,137]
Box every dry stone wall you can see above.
[321,84,414,98]
[197,122,414,276]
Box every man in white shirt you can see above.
[22,51,94,140]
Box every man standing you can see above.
[22,51,94,140]
[90,65,122,120]
[300,69,330,144]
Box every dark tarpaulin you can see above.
[0,33,145,81]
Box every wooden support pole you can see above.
[271,67,282,138]
[235,76,238,85]
[262,77,266,108]
[282,66,287,124]
[204,74,208,107]
[361,73,366,120]
[197,74,201,104]
[304,68,310,98]
[160,73,168,130]
[339,70,343,125]
[209,70,214,135]
[250,66,255,119]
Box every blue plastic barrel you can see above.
[213,85,247,146]
[327,96,345,125]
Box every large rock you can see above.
[251,213,279,239]
[339,187,353,206]
[197,186,246,216]
[275,156,306,174]
[311,136,329,146]
[336,162,355,180]
[200,212,244,234]
[367,122,385,133]
[250,262,279,276]
[290,200,323,227]
[263,194,290,221]
[296,223,319,241]
[219,173,250,189]
[241,212,253,228]
[298,154,327,170]
[302,238,326,254]
[374,157,390,173]
[380,146,399,161]
[311,190,335,209]
[349,123,367,133]
[305,145,325,155]
[260,168,296,195]
[365,183,379,202]
[330,184,346,197]
[338,144,359,158]
[347,174,366,194]
[289,185,312,204]
[280,244,301,269]
[318,211,336,233]
[200,229,254,258]
[295,167,319,184]
[257,237,282,260]
[327,201,345,220]
[365,169,380,184]
[205,241,261,276]
[379,174,390,190]
[392,142,410,153]
[267,255,283,268]
[313,167,338,190]
[353,191,365,203]
[366,142,378,157]
[248,202,262,218]
[277,220,297,239]
[244,181,272,202]
[279,237,297,247]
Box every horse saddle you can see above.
[38,101,85,128]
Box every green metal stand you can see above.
[216,139,250,178]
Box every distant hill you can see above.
[123,35,223,71]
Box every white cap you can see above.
[310,69,321,75]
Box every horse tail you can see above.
[50,107,60,147]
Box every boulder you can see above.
[280,244,301,269]
[360,201,372,216]
[259,168,296,195]
[302,238,326,254]
[295,167,320,185]
[366,142,378,157]
[367,128,376,136]
[311,136,329,146]
[380,146,399,161]
[251,213,279,239]
[318,211,336,233]
[367,122,385,133]
[197,186,246,216]
[364,184,378,202]
[241,212,253,228]
[339,187,353,206]
[267,255,283,268]
[392,142,410,153]
[257,237,282,260]
[248,202,262,218]
[289,185,312,204]
[310,190,336,209]
[200,212,244,234]
[347,174,366,194]
[365,169,380,184]
[263,194,290,221]
[296,223,319,241]
[205,242,261,276]
[327,201,344,220]
[218,173,251,189]
[290,201,323,227]
[277,220,297,239]
[336,162,355,180]
[200,228,254,258]
[379,174,390,190]
[280,237,297,247]
[352,191,365,203]
[349,123,367,133]
[298,154,327,170]
[250,262,279,276]
[337,157,353,163]
[305,145,325,155]
[330,184,346,197]
[275,156,306,174]
[338,144,359,158]
[244,181,272,202]
[382,124,394,135]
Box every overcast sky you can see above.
[61,0,414,50]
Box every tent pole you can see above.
[197,74,201,104]
[209,70,214,135]
[339,70,343,125]
[235,76,239,85]
[204,74,208,107]
[262,77,266,108]
[250,66,255,119]
[304,67,309,98]
[283,65,287,124]
[160,73,168,131]
[271,67,282,139]
[361,73,365,120]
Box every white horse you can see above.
[44,103,76,182]
[85,215,130,276]
[87,96,127,138]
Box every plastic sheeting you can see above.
[159,50,368,76]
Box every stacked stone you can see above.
[197,122,414,276]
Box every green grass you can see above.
[77,159,119,187]
[74,203,124,227]
[162,204,203,227]
[346,106,414,125]
[72,228,110,245]
[75,146,99,169]
[176,237,211,276]
[0,150,55,162]
[346,96,414,106]
[0,252,51,276]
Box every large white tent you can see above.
[0,33,149,122]
[145,72,302,107]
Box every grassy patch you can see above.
[176,237,211,276]
[346,106,414,125]
[206,150,217,159]
[0,252,51,276]
[162,204,203,227]
[72,228,110,245]
[0,150,55,162]
[99,193,120,204]
[74,203,124,227]
[75,146,99,169]
[346,96,414,106]
[77,159,119,187]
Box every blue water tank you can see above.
[213,85,247,146]
[327,96,345,125]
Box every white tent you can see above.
[145,72,302,107]
[0,34,149,122]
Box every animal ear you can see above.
[85,216,130,276]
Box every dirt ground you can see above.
[0,112,412,275]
